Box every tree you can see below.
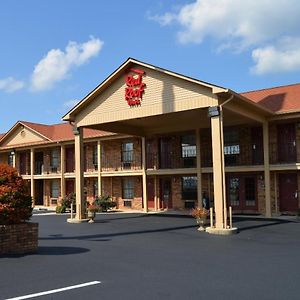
[0,164,33,225]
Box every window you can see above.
[122,142,134,169]
[51,180,59,198]
[93,145,98,169]
[122,178,134,199]
[181,134,196,158]
[182,176,197,200]
[181,134,196,168]
[51,149,59,170]
[224,128,240,165]
[8,153,14,167]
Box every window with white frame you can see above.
[122,178,134,199]
[51,180,59,198]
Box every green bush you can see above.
[0,164,33,225]
[56,205,66,214]
[94,195,116,212]
[56,193,76,214]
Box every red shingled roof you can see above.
[19,121,113,141]
[241,83,300,113]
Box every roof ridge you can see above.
[241,82,300,94]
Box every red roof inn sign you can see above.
[125,68,146,106]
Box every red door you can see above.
[66,147,75,172]
[279,173,298,212]
[147,178,155,209]
[227,175,257,211]
[277,123,296,163]
[159,137,172,169]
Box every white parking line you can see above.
[5,281,101,300]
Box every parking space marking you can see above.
[5,281,101,300]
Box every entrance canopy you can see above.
[63,58,273,135]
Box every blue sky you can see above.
[1,0,300,133]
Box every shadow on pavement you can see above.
[37,246,90,255]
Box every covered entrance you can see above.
[62,58,273,231]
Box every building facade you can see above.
[1,59,300,225]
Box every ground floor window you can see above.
[122,178,134,199]
[182,176,197,200]
[51,180,59,198]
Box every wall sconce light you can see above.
[72,127,80,135]
[208,106,220,118]
[10,149,16,156]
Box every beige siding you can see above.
[76,64,218,127]
[2,126,46,147]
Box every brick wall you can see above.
[101,138,141,171]
[85,143,97,172]
[0,223,38,255]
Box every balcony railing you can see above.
[270,142,297,164]
[101,152,142,171]
[34,162,60,175]
[201,144,264,167]
[147,151,196,169]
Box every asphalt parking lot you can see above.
[1,213,300,300]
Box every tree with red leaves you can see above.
[0,164,33,225]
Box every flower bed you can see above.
[0,222,38,255]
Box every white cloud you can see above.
[31,36,104,91]
[154,0,300,74]
[252,37,300,74]
[156,0,300,47]
[0,77,25,93]
[63,99,79,108]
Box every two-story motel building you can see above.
[1,58,300,230]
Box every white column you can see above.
[30,148,35,206]
[60,145,66,199]
[196,128,202,208]
[142,137,148,212]
[263,122,271,217]
[210,109,226,229]
[74,127,85,220]
[97,140,102,197]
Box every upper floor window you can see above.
[181,134,196,168]
[224,128,239,165]
[181,134,196,158]
[122,142,134,163]
[51,149,59,168]
[92,145,98,168]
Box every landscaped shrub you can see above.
[0,164,33,225]
[56,193,76,214]
[94,195,117,212]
